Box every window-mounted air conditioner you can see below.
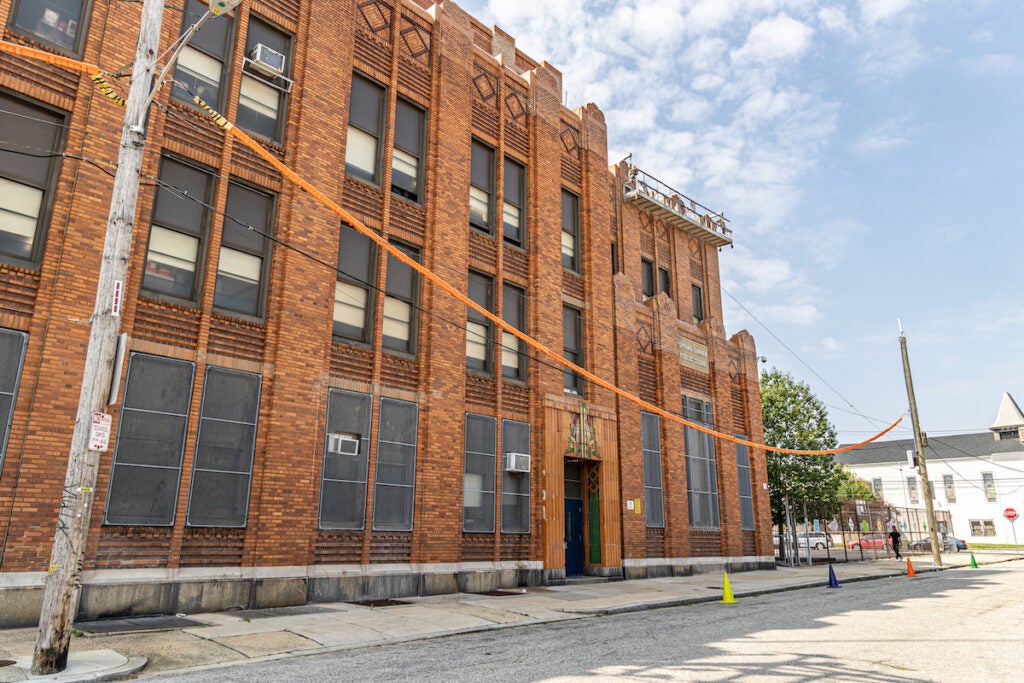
[248,43,286,78]
[327,433,360,456]
[504,452,531,473]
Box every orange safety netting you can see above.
[1,39,902,455]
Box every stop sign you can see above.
[1005,507,1019,521]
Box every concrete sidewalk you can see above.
[1,552,1014,682]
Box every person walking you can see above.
[889,525,902,560]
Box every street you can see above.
[146,560,1023,682]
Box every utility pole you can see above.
[31,0,166,673]
[898,319,942,569]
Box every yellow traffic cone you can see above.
[721,572,737,604]
[906,558,916,577]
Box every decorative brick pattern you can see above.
[208,315,265,361]
[180,528,245,567]
[133,300,201,348]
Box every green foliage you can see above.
[836,469,877,502]
[761,368,844,524]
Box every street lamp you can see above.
[31,0,241,674]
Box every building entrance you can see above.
[564,461,585,575]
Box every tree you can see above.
[760,369,843,528]
[836,469,878,502]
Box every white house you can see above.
[835,393,1024,546]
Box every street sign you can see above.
[1004,507,1018,521]
[88,412,112,452]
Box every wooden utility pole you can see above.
[898,320,942,569]
[32,0,166,673]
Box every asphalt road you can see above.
[149,562,1024,682]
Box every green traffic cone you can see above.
[970,553,978,568]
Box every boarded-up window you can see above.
[186,367,261,527]
[372,398,418,531]
[319,390,372,529]
[105,354,195,526]
[463,413,496,532]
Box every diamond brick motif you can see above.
[358,0,391,34]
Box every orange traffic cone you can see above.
[906,558,916,577]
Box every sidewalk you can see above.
[1,552,1014,682]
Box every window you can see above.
[562,305,584,396]
[659,267,671,297]
[470,141,494,233]
[503,157,525,246]
[943,474,956,503]
[463,413,496,532]
[373,398,418,531]
[238,19,291,142]
[186,367,261,527]
[105,354,195,525]
[561,189,580,271]
[346,74,385,184]
[735,440,755,530]
[907,475,919,504]
[392,99,424,202]
[982,472,996,502]
[501,283,525,381]
[11,0,89,54]
[333,224,377,343]
[214,182,273,316]
[684,397,719,528]
[0,329,28,469]
[319,389,372,529]
[171,0,234,109]
[465,270,493,373]
[383,242,419,354]
[501,420,530,533]
[641,412,664,528]
[0,92,66,264]
[610,242,619,274]
[872,478,883,498]
[142,157,213,301]
[969,519,996,537]
[641,259,655,297]
[692,284,705,324]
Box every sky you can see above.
[459,0,1024,445]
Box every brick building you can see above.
[0,0,770,626]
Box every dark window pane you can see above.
[394,99,423,155]
[320,390,372,529]
[122,355,194,414]
[641,259,655,297]
[373,484,415,530]
[385,244,418,301]
[186,471,249,527]
[338,224,376,284]
[153,158,210,234]
[0,329,28,465]
[223,183,272,252]
[471,141,493,189]
[501,420,530,534]
[319,480,366,529]
[12,0,86,52]
[503,158,523,205]
[105,465,180,526]
[115,411,190,467]
[350,74,384,132]
[659,267,671,296]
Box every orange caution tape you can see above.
[3,40,901,455]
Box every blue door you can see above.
[564,461,585,576]
[565,498,584,576]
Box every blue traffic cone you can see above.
[827,565,840,589]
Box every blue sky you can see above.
[460,0,1024,444]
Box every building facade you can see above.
[836,393,1024,547]
[0,0,769,627]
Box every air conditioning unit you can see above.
[504,452,531,473]
[327,433,360,456]
[248,43,286,78]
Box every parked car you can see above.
[773,532,833,550]
[847,534,889,551]
[908,536,967,552]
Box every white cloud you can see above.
[968,28,994,43]
[822,336,842,352]
[732,14,814,64]
[960,54,1020,76]
[853,116,914,156]
[760,302,822,325]
[818,5,854,34]
[859,0,912,26]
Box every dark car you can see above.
[908,536,967,552]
